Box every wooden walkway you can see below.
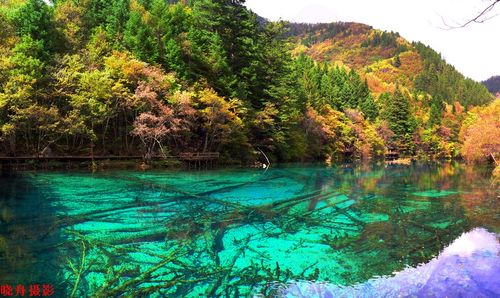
[178,152,220,161]
[179,152,220,169]
[0,152,220,170]
[385,150,400,160]
[0,155,145,162]
[0,152,220,161]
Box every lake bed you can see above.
[0,162,498,297]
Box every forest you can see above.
[0,0,498,167]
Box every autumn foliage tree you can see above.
[195,87,247,155]
[131,107,176,160]
[0,0,496,165]
[460,99,500,163]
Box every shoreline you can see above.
[0,155,476,173]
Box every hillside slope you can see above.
[287,22,492,106]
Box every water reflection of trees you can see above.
[0,173,62,292]
[2,163,497,296]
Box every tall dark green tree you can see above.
[123,10,158,62]
[104,0,130,42]
[10,0,59,54]
[191,0,266,104]
[149,1,189,75]
[360,94,379,121]
[382,87,416,150]
[428,94,444,127]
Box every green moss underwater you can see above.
[0,162,498,297]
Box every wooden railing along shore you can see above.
[0,152,221,171]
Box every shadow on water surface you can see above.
[0,172,63,294]
[0,162,498,297]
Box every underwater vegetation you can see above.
[0,162,498,297]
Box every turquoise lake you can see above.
[0,162,498,297]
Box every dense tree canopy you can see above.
[0,0,495,163]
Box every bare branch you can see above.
[443,0,499,29]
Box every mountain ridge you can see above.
[482,76,500,95]
[285,21,491,106]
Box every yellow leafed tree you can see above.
[460,99,500,163]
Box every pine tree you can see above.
[104,0,130,42]
[11,0,59,54]
[191,0,265,103]
[360,95,379,121]
[428,95,444,127]
[123,10,158,62]
[382,87,416,150]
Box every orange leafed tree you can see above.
[460,99,500,163]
